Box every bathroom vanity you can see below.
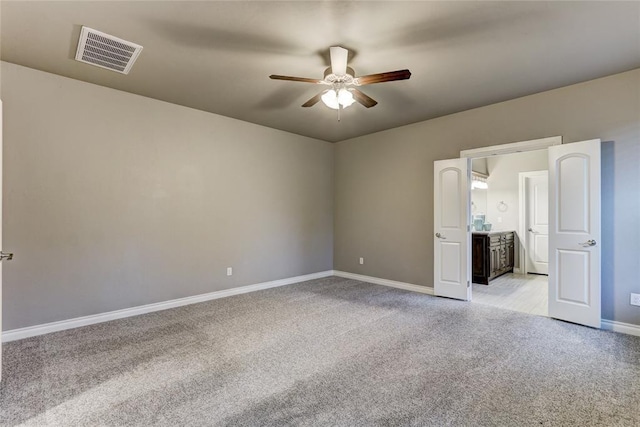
[472,231,515,285]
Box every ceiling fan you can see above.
[270,46,411,115]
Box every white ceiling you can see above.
[2,1,639,142]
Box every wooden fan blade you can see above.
[302,92,323,107]
[351,89,378,108]
[269,75,322,84]
[356,69,411,85]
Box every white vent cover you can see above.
[75,26,143,74]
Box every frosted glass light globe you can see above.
[321,90,340,110]
[337,89,355,108]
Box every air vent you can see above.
[75,26,143,74]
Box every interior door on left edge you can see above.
[434,158,471,300]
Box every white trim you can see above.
[335,271,640,336]
[519,172,527,274]
[461,136,562,159]
[4,270,638,342]
[601,319,640,337]
[2,270,334,342]
[333,270,434,295]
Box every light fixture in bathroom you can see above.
[471,174,488,189]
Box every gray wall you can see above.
[334,69,640,326]
[1,62,334,331]
[3,61,639,330]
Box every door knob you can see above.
[528,228,535,233]
[435,233,446,239]
[579,240,597,247]
[0,251,14,261]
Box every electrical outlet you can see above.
[359,257,364,265]
[630,293,640,307]
[226,267,233,276]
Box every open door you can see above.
[548,139,601,328]
[522,171,549,275]
[434,158,470,300]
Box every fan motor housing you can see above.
[324,67,355,79]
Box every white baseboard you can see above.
[5,270,637,342]
[333,271,640,337]
[2,270,334,343]
[333,270,434,295]
[600,319,640,337]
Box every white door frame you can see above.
[460,136,563,159]
[518,170,549,274]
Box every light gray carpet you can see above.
[1,276,639,426]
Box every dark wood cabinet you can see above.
[472,231,515,285]
[505,237,514,273]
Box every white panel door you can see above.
[525,172,549,274]
[548,139,601,328]
[434,158,470,300]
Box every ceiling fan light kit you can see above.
[321,88,355,110]
[270,46,411,120]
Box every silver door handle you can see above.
[579,240,596,247]
[0,251,14,261]
[435,233,446,239]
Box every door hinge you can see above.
[467,280,471,288]
[467,225,470,232]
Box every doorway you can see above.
[469,151,549,317]
[433,136,602,329]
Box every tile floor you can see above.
[472,273,548,316]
